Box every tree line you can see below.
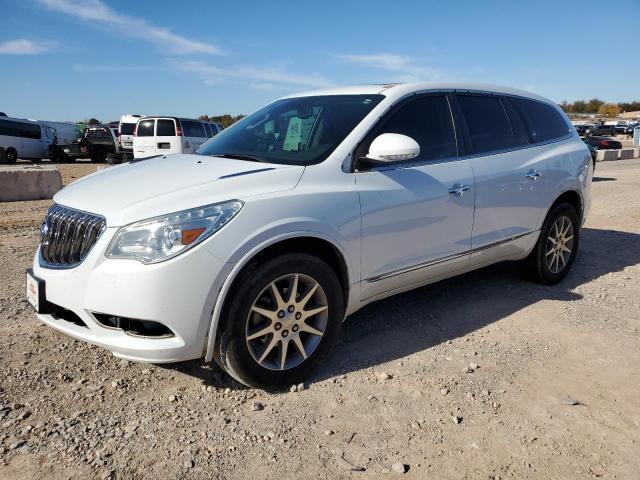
[559,99,640,117]
[198,114,246,128]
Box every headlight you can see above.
[106,200,243,264]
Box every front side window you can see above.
[511,97,570,143]
[457,95,515,154]
[156,119,176,137]
[196,95,384,166]
[360,95,457,163]
[137,120,154,137]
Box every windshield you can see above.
[196,94,383,165]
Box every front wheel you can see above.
[519,202,580,284]
[215,253,344,388]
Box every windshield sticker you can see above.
[283,116,302,151]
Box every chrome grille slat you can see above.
[39,205,106,268]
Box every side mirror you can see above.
[366,133,420,163]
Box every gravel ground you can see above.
[1,160,639,480]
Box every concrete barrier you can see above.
[596,149,619,162]
[634,147,640,158]
[0,165,63,202]
[618,149,635,160]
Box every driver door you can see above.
[355,94,475,300]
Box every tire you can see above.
[5,148,17,164]
[106,153,123,165]
[215,253,345,389]
[519,202,580,284]
[90,148,107,163]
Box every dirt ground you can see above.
[0,159,639,480]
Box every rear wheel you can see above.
[519,202,580,284]
[215,253,344,388]
[5,148,17,163]
[90,148,107,163]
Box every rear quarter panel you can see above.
[544,136,592,222]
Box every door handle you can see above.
[448,183,472,197]
[526,169,542,180]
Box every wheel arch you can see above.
[549,189,584,222]
[204,233,351,362]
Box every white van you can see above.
[132,117,213,159]
[118,114,143,156]
[0,116,49,163]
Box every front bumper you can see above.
[32,229,231,363]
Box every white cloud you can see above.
[170,59,334,89]
[0,39,50,55]
[39,0,221,54]
[338,52,442,82]
[73,64,160,73]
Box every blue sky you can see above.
[1,0,639,122]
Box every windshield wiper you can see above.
[211,153,265,163]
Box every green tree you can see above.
[585,98,605,113]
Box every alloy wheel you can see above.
[545,216,574,274]
[245,273,328,370]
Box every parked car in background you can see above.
[624,123,638,137]
[574,124,593,137]
[27,83,592,388]
[586,124,616,136]
[118,114,143,158]
[50,125,120,162]
[132,117,214,159]
[583,135,622,150]
[0,116,49,162]
[209,122,224,136]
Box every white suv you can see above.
[27,83,592,388]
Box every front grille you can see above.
[39,204,106,268]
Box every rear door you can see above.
[133,119,156,158]
[155,118,180,155]
[453,93,553,249]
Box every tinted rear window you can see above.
[502,98,531,146]
[120,123,136,135]
[181,120,206,138]
[156,119,176,136]
[137,120,154,137]
[511,98,569,143]
[457,95,514,154]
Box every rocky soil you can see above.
[1,160,639,479]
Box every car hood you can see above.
[54,154,305,226]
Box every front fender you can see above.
[203,228,356,362]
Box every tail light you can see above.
[599,141,609,147]
[176,120,183,137]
